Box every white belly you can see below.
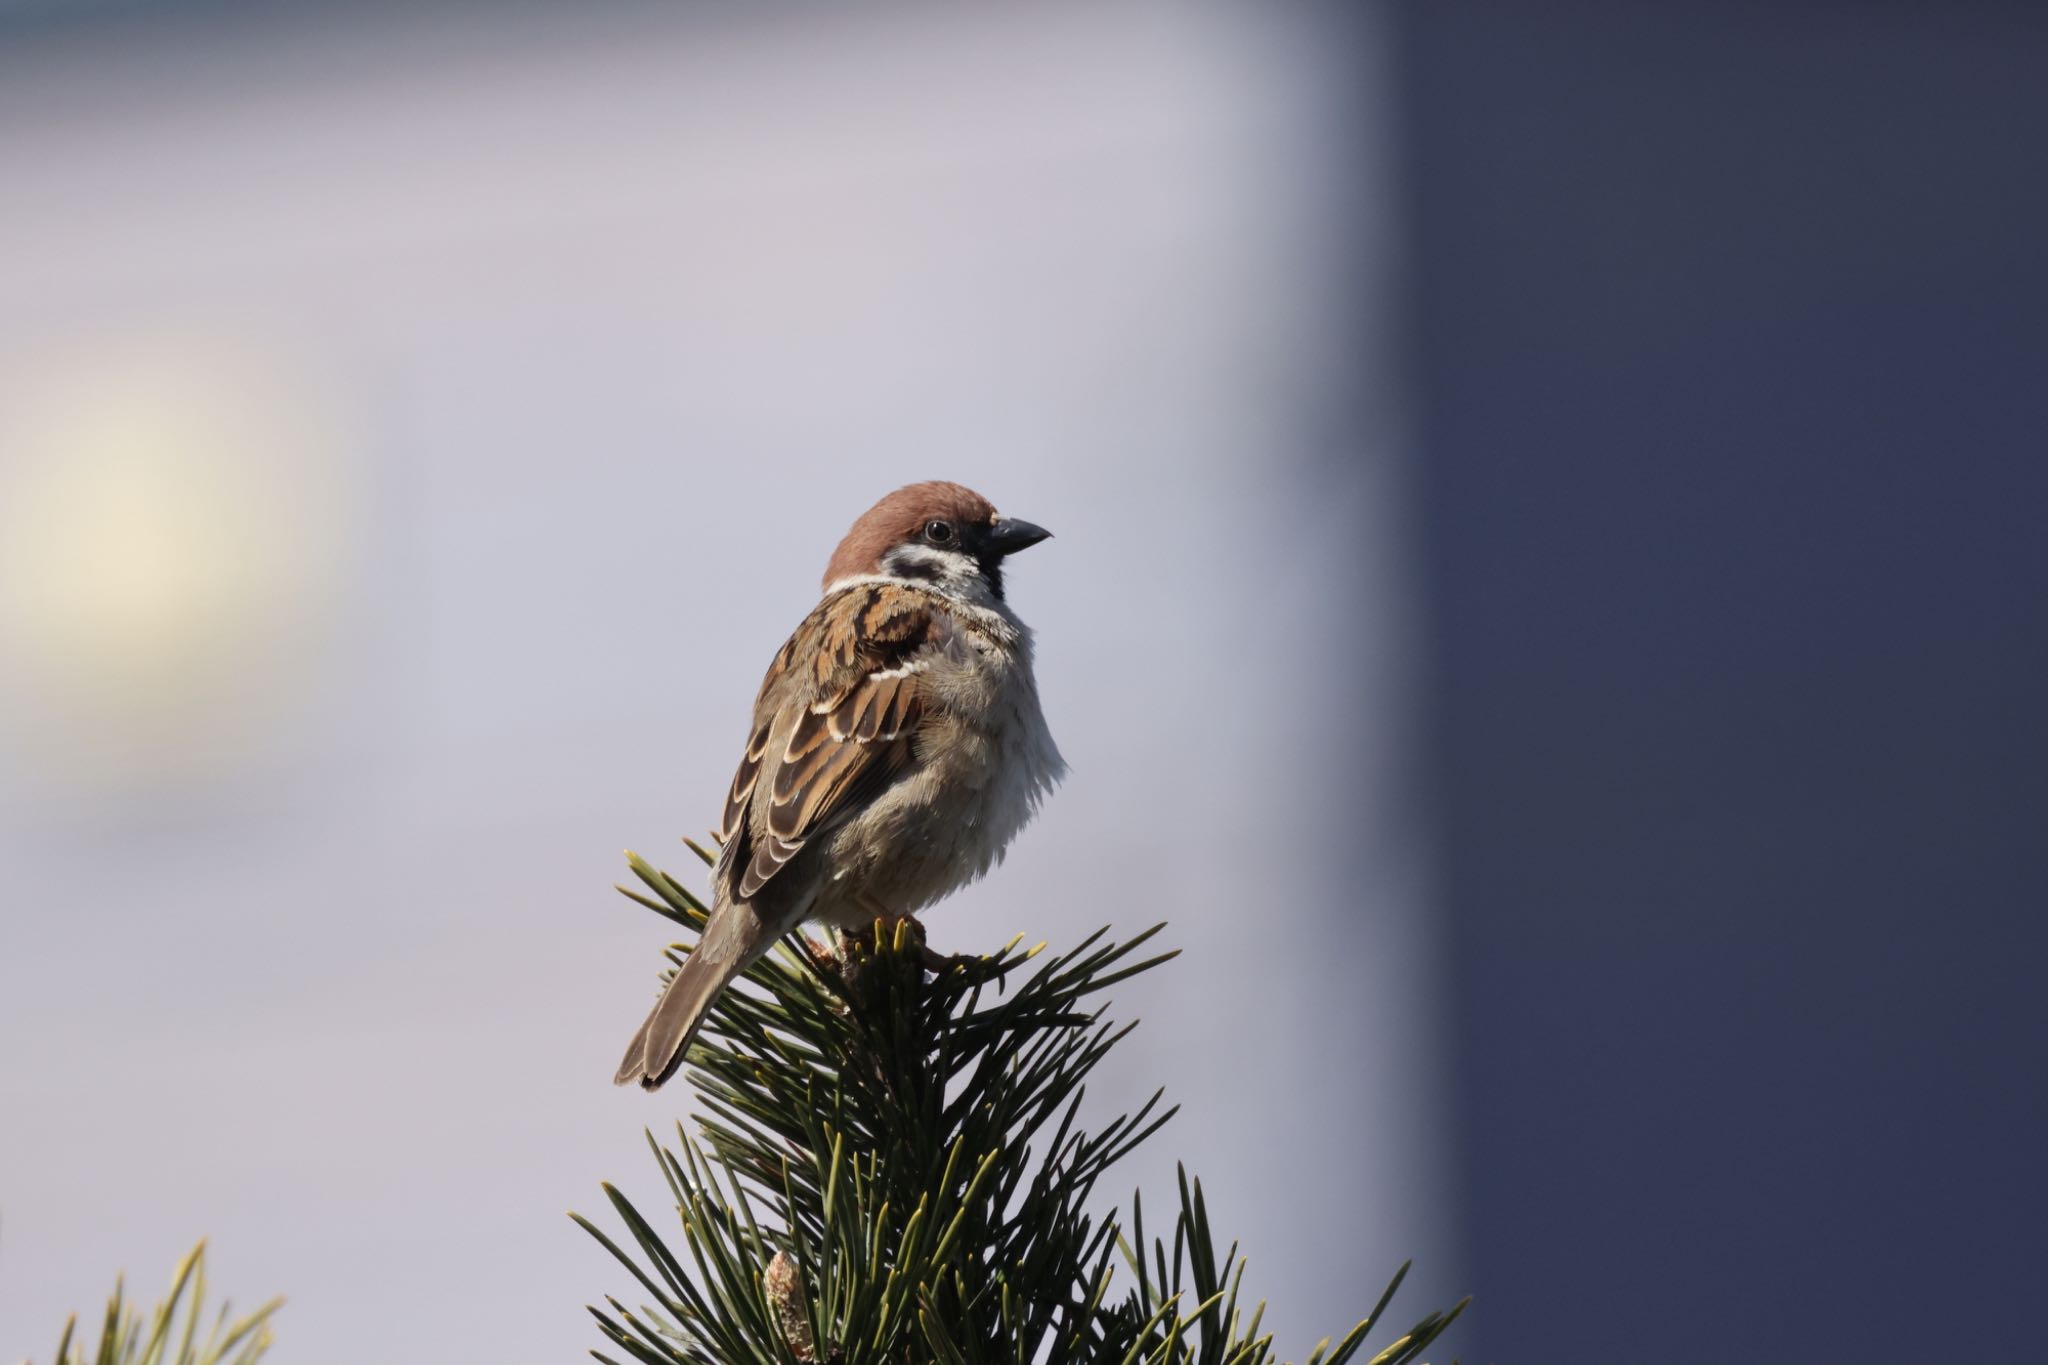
[816,629,1064,923]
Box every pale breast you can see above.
[816,614,1064,922]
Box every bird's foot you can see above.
[836,905,988,980]
[895,920,966,977]
[839,912,924,965]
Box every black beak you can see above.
[985,517,1052,557]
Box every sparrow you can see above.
[615,480,1065,1090]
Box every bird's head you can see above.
[823,481,1051,603]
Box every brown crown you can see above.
[822,481,1000,588]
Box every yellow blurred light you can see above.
[0,336,351,791]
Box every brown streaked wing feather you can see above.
[712,635,805,906]
[723,583,939,903]
[719,716,774,845]
[737,833,805,900]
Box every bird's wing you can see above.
[714,581,940,905]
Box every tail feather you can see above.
[614,905,772,1090]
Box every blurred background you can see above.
[0,3,2042,1363]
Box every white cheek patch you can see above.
[882,543,977,581]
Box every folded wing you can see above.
[715,583,939,904]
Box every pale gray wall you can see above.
[0,6,1451,1361]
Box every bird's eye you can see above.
[924,520,954,543]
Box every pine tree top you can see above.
[577,848,1467,1365]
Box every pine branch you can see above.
[35,1242,281,1365]
[581,850,1467,1364]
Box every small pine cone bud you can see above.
[764,1250,817,1362]
[836,915,928,1009]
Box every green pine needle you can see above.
[37,1242,281,1365]
[582,852,1466,1364]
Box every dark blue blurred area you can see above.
[1397,4,2048,1359]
